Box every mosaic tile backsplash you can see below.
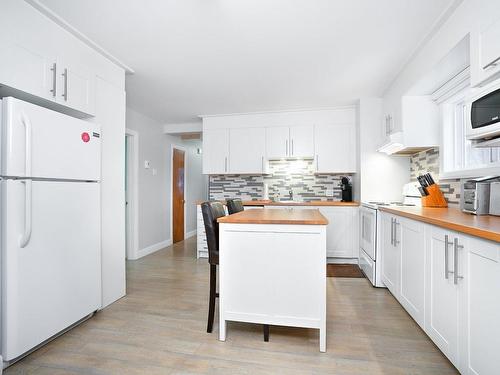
[209,159,352,202]
[410,148,461,205]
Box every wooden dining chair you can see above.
[201,201,269,341]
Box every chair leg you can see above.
[207,264,217,333]
[263,324,270,342]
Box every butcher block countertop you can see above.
[217,207,329,225]
[196,200,359,207]
[379,206,500,243]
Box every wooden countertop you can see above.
[217,208,329,225]
[379,206,500,243]
[196,200,359,207]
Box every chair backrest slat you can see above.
[201,201,226,265]
[226,198,244,215]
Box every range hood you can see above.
[377,131,435,156]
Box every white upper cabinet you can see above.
[229,127,266,174]
[266,126,290,159]
[314,123,356,173]
[57,59,96,116]
[289,125,314,158]
[202,128,230,174]
[0,1,97,117]
[471,15,500,86]
[266,125,314,159]
[0,42,55,101]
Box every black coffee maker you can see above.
[340,177,352,202]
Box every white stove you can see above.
[359,183,420,287]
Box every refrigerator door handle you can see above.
[22,113,32,177]
[19,180,33,248]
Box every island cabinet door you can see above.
[424,226,462,367]
[398,217,425,328]
[461,235,500,375]
[380,212,400,298]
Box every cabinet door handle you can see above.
[286,139,289,156]
[261,156,264,173]
[453,238,464,285]
[444,235,453,279]
[390,218,394,245]
[483,56,500,70]
[50,63,57,97]
[224,156,227,172]
[316,154,319,171]
[62,68,68,101]
[394,220,400,245]
[291,139,294,156]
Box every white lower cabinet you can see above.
[462,236,500,375]
[425,226,462,366]
[380,212,400,298]
[399,217,425,327]
[319,207,358,258]
[382,212,500,374]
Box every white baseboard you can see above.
[327,257,359,265]
[185,229,197,239]
[133,239,172,260]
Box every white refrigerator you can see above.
[0,97,102,363]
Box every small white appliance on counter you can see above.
[359,183,418,287]
[0,97,102,366]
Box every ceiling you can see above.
[38,0,457,124]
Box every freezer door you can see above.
[1,180,101,361]
[0,97,100,181]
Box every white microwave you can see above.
[467,80,500,140]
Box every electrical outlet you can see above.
[144,160,151,169]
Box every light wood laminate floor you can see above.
[6,236,457,374]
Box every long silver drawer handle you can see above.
[390,218,394,245]
[453,238,464,285]
[444,235,453,279]
[394,220,400,245]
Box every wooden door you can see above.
[172,148,185,243]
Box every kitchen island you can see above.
[217,208,328,352]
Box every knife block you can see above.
[421,184,448,208]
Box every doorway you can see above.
[125,129,139,259]
[172,146,186,243]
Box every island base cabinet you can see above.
[462,236,500,375]
[219,223,326,352]
[425,226,462,367]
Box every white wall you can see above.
[126,109,206,258]
[384,0,500,103]
[358,98,410,202]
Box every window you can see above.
[440,88,500,178]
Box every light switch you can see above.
[152,168,157,176]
